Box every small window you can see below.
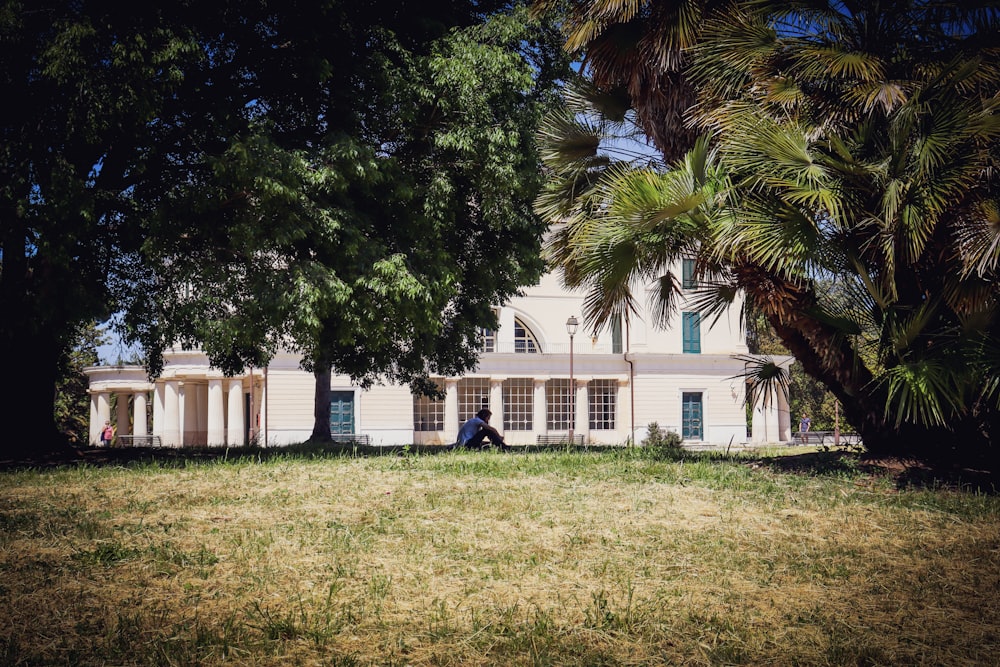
[611,317,623,354]
[682,312,701,354]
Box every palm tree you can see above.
[535,1,1000,463]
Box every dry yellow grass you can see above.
[1,449,998,665]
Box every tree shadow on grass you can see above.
[0,441,446,472]
[751,449,1000,494]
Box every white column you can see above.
[751,386,780,443]
[751,388,764,443]
[766,387,780,442]
[89,393,100,445]
[575,379,589,443]
[116,396,130,437]
[533,379,547,437]
[163,381,181,447]
[490,379,504,434]
[153,383,165,439]
[97,392,111,445]
[207,379,225,445]
[179,383,187,445]
[191,384,207,445]
[134,391,148,437]
[617,379,631,445]
[227,378,245,446]
[777,387,792,442]
[250,376,267,447]
[444,379,459,443]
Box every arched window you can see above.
[514,318,540,353]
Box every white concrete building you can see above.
[85,262,793,448]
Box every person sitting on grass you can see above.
[453,409,510,451]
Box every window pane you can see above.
[458,378,490,425]
[479,328,496,353]
[503,379,533,431]
[546,379,573,430]
[588,380,616,430]
[612,317,623,354]
[413,380,445,432]
[513,318,540,353]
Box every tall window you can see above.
[546,379,573,430]
[682,311,701,354]
[458,378,490,424]
[588,380,616,430]
[413,380,444,432]
[682,258,697,289]
[514,318,540,353]
[503,379,533,431]
[612,317,623,354]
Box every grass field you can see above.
[1,445,998,665]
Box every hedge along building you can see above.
[85,262,794,448]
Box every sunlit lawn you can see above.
[1,446,998,665]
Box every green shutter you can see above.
[682,392,703,440]
[329,391,355,435]
[682,312,701,354]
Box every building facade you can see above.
[86,265,794,448]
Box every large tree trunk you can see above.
[0,325,69,457]
[309,365,332,443]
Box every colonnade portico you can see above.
[151,376,249,447]
[89,380,154,445]
[86,365,261,447]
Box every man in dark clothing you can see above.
[453,409,510,450]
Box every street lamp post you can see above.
[566,316,578,444]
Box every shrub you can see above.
[642,422,682,450]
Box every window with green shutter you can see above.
[682,312,701,353]
[682,258,697,290]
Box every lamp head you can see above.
[566,315,578,336]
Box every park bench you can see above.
[536,434,585,446]
[115,434,162,448]
[330,434,371,446]
[792,431,860,446]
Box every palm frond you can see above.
[955,200,1000,277]
[880,360,963,428]
[730,354,790,409]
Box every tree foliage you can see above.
[534,0,1000,465]
[0,1,569,454]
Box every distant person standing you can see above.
[799,415,811,433]
[100,421,115,447]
